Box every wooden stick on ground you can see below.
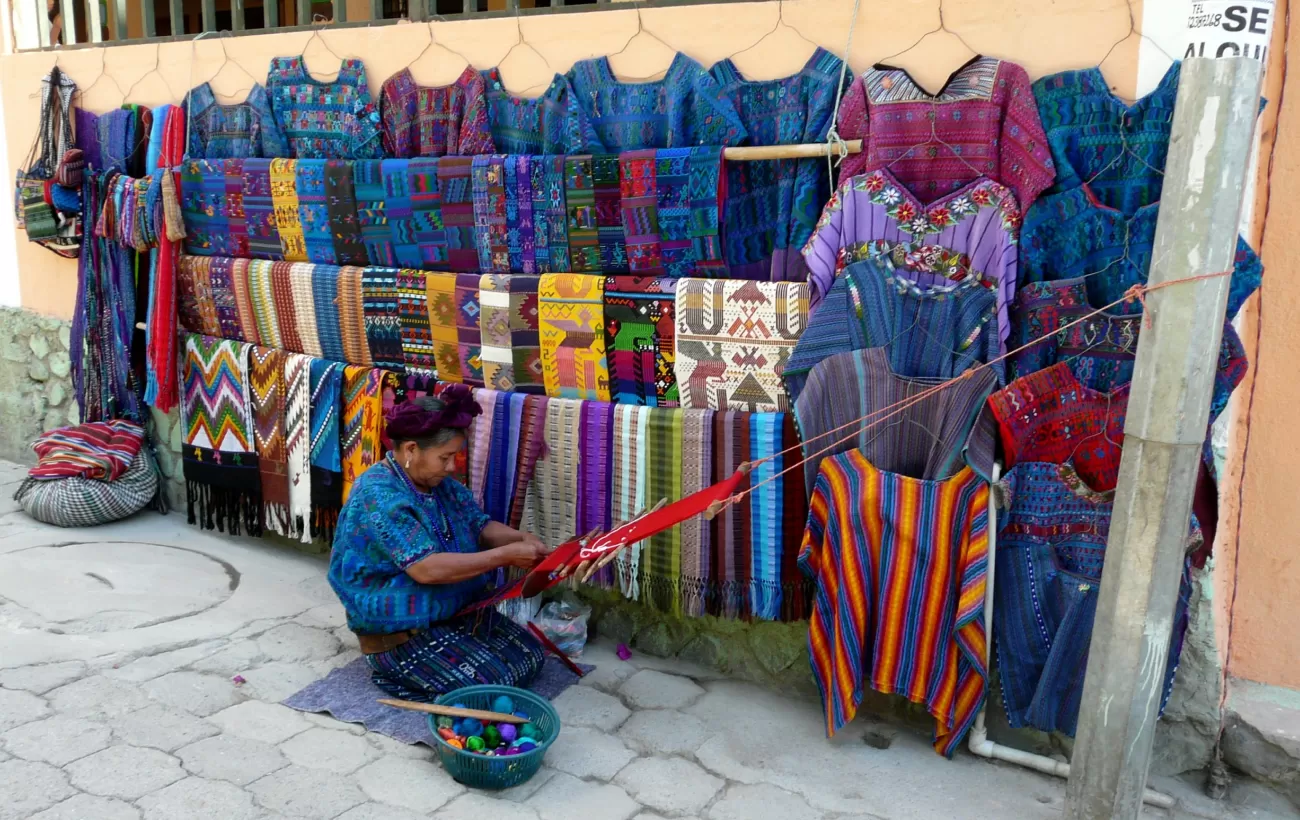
[377,699,528,724]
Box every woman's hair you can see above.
[385,386,481,450]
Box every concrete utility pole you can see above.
[1064,56,1263,820]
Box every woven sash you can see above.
[352,159,393,267]
[290,263,323,358]
[383,159,418,268]
[508,394,550,529]
[248,260,282,350]
[326,159,367,265]
[341,365,384,503]
[437,156,478,271]
[360,266,405,371]
[228,258,260,345]
[620,150,663,274]
[270,261,304,354]
[655,148,693,277]
[603,276,678,407]
[270,159,306,261]
[472,154,509,273]
[564,156,599,271]
[539,274,610,401]
[542,155,570,273]
[309,359,343,540]
[223,158,249,258]
[249,345,291,536]
[479,274,543,394]
[284,353,312,542]
[455,273,484,386]
[593,154,628,273]
[295,159,335,264]
[338,266,372,366]
[242,158,283,260]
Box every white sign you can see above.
[1185,0,1275,61]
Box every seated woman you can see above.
[328,385,551,701]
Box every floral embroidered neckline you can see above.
[850,168,1022,238]
[1056,462,1115,504]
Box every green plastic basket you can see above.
[429,685,561,790]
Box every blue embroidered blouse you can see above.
[266,56,383,160]
[328,456,492,634]
[710,48,843,281]
[481,68,602,155]
[566,53,747,151]
[183,82,289,159]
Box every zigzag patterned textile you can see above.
[309,358,343,540]
[284,353,313,542]
[242,158,283,260]
[479,274,544,394]
[539,274,610,401]
[360,267,405,371]
[181,334,262,536]
[675,279,808,412]
[341,365,384,503]
[688,147,726,276]
[604,276,678,407]
[249,345,292,536]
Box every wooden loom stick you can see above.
[576,498,670,583]
[377,699,528,724]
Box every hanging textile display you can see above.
[271,262,306,354]
[482,391,519,523]
[995,461,1193,735]
[379,66,494,159]
[527,398,582,548]
[566,54,747,150]
[801,448,990,756]
[178,255,221,338]
[539,155,571,273]
[266,56,383,160]
[472,154,510,273]
[641,407,684,612]
[352,160,392,267]
[242,158,285,260]
[577,399,615,557]
[593,154,629,273]
[481,68,601,155]
[249,345,293,537]
[325,160,368,265]
[710,48,843,281]
[270,158,307,262]
[688,146,727,276]
[287,263,322,357]
[612,404,650,600]
[437,156,480,271]
[360,267,406,371]
[183,82,288,159]
[338,266,373,367]
[619,150,662,274]
[381,159,417,269]
[309,359,344,540]
[802,169,1021,341]
[283,353,313,542]
[181,335,262,535]
[179,159,231,256]
[674,279,808,412]
[341,365,384,503]
[505,155,535,274]
[833,57,1054,209]
[793,347,997,492]
[603,276,678,407]
[295,159,335,265]
[507,394,549,529]
[395,269,435,373]
[312,262,346,362]
[538,273,611,401]
[468,388,497,505]
[425,271,464,382]
[479,274,544,394]
[564,155,600,272]
[144,104,186,413]
[222,159,250,259]
[248,259,283,349]
[455,273,485,385]
[784,255,1001,402]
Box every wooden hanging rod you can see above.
[722,140,863,161]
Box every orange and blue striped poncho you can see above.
[799,448,989,757]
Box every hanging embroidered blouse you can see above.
[833,56,1054,209]
[1033,62,1180,213]
[566,53,747,151]
[710,48,844,281]
[793,346,997,492]
[994,461,1192,735]
[183,83,289,159]
[800,446,991,757]
[802,168,1020,346]
[1006,277,1249,424]
[1020,185,1262,322]
[481,68,602,155]
[379,66,494,158]
[266,56,383,160]
[785,255,1001,403]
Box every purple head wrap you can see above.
[385,384,481,441]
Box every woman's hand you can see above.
[500,540,551,569]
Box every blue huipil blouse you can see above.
[183,82,290,159]
[328,455,492,635]
[481,68,602,155]
[710,48,844,281]
[566,53,747,151]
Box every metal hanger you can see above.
[1084,127,1166,188]
[1095,1,1178,105]
[206,33,260,103]
[874,0,978,83]
[121,43,170,105]
[402,20,476,85]
[77,48,127,110]
[859,414,947,453]
[604,6,678,83]
[496,10,555,96]
[301,19,348,81]
[730,0,820,64]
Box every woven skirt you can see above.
[365,609,544,701]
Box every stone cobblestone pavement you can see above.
[0,460,1295,820]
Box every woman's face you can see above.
[398,433,466,488]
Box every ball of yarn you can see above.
[518,722,539,740]
[461,718,484,737]
[484,725,502,748]
[492,695,515,715]
[466,735,486,752]
[499,724,518,743]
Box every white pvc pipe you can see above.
[968,463,1176,812]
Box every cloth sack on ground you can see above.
[15,449,159,527]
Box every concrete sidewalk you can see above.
[0,459,1294,820]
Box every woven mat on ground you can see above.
[282,655,590,746]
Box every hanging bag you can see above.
[14,66,82,258]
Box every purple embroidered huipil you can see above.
[710,48,844,281]
[183,83,289,159]
[481,68,602,155]
[379,66,495,158]
[566,53,747,151]
[834,57,1054,209]
[802,168,1021,350]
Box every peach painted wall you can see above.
[0,0,1151,315]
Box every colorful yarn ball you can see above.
[461,718,484,737]
[436,716,454,730]
[484,725,502,748]
[518,723,539,740]
[445,737,464,750]
[492,695,515,715]
[466,735,486,752]
[499,724,518,743]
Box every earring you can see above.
[404,457,411,470]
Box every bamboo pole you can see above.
[723,140,862,161]
[377,699,527,724]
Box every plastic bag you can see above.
[532,594,592,658]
